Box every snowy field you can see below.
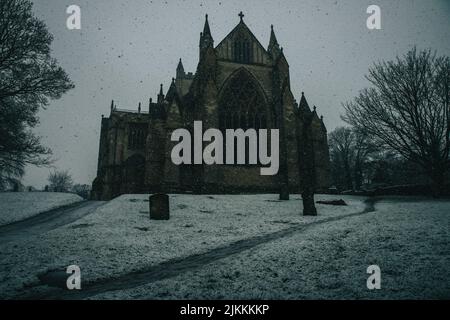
[90,197,450,300]
[1,194,449,299]
[0,192,83,226]
[0,194,366,298]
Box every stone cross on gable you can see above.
[238,11,244,21]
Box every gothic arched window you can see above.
[128,123,147,150]
[219,68,271,164]
[219,69,269,130]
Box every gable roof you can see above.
[215,19,271,64]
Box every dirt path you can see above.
[0,201,105,244]
[17,198,379,300]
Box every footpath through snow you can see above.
[0,192,83,226]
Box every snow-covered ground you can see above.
[1,194,448,299]
[0,192,83,226]
[0,194,366,298]
[90,198,450,300]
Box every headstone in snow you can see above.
[149,193,170,220]
[279,186,290,200]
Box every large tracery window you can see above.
[219,69,270,131]
[219,68,272,164]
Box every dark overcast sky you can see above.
[24,0,450,188]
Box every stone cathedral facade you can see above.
[92,13,330,200]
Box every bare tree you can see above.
[329,127,354,190]
[48,170,73,193]
[343,48,450,196]
[329,127,379,191]
[0,0,74,188]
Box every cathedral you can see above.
[92,12,330,200]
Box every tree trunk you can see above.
[354,164,363,190]
[301,115,317,216]
[344,161,353,190]
[430,166,446,198]
[302,189,317,216]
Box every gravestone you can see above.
[279,186,290,200]
[149,193,170,220]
